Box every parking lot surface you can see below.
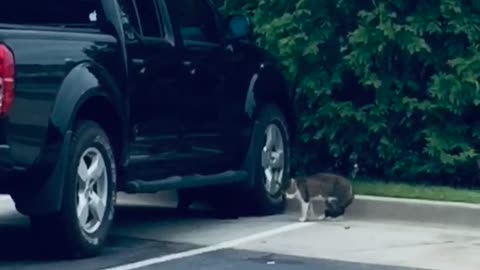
[1,193,478,270]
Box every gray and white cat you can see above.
[285,173,354,222]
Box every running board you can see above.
[124,170,248,194]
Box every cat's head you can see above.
[325,197,345,218]
[325,207,345,218]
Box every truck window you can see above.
[118,0,164,38]
[1,0,100,28]
[135,0,164,37]
[118,0,142,40]
[165,0,221,43]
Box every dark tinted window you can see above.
[118,0,141,39]
[118,0,163,38]
[135,0,163,37]
[1,0,100,27]
[165,0,220,43]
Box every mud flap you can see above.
[12,130,72,216]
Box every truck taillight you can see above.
[0,44,14,116]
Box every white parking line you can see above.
[103,221,314,270]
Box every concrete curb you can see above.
[286,195,480,227]
[118,192,480,227]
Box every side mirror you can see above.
[226,14,253,41]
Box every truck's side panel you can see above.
[0,29,121,169]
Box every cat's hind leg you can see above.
[310,196,326,221]
[299,201,310,222]
[316,209,326,221]
[307,202,318,220]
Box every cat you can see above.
[285,173,354,222]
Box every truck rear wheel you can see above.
[30,121,117,258]
[243,104,290,215]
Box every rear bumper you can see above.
[0,145,13,168]
[0,143,63,195]
[0,118,10,168]
[0,121,18,189]
[0,145,26,193]
[0,142,56,194]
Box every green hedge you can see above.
[221,0,480,186]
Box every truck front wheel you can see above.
[30,121,117,258]
[243,104,291,215]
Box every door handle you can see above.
[183,61,196,75]
[225,44,234,53]
[132,58,145,66]
[132,58,147,74]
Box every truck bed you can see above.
[0,26,120,171]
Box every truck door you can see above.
[164,0,233,174]
[117,0,185,180]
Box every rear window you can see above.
[1,0,100,27]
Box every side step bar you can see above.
[124,170,248,194]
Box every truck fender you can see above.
[244,62,296,137]
[50,62,123,134]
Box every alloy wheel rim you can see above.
[261,123,285,196]
[76,147,108,234]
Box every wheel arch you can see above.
[73,95,125,171]
[245,63,296,142]
[50,61,127,163]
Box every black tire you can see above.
[242,104,290,215]
[30,121,117,258]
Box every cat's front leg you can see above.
[286,191,296,199]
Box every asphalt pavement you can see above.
[139,249,422,270]
[0,192,478,270]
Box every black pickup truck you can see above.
[0,0,295,258]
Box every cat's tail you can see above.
[344,184,355,208]
[344,193,354,208]
[332,184,354,209]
